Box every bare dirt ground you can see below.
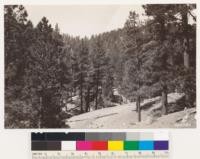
[66,93,196,129]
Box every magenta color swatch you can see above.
[76,141,93,150]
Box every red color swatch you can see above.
[92,141,108,150]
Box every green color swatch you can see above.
[124,141,139,150]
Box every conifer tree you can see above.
[90,36,107,110]
[122,11,143,121]
[26,17,66,127]
[75,39,90,112]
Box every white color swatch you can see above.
[61,141,76,151]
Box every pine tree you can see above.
[102,56,115,105]
[4,5,37,127]
[122,11,143,121]
[175,4,196,107]
[25,17,66,128]
[75,39,90,113]
[143,5,172,115]
[173,4,196,69]
[143,4,196,111]
[90,36,107,110]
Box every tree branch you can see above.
[188,11,196,22]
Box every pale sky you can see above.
[25,5,145,37]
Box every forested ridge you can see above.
[5,4,196,128]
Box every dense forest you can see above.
[5,4,196,128]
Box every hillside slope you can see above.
[66,93,196,128]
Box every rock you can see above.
[145,116,154,124]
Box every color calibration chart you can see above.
[31,132,169,159]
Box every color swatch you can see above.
[108,141,124,150]
[124,141,139,150]
[32,132,169,151]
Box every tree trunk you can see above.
[181,9,191,107]
[85,86,90,112]
[159,18,166,41]
[95,70,99,110]
[182,8,190,69]
[95,82,99,110]
[183,38,190,69]
[136,55,141,122]
[41,91,52,128]
[38,97,42,128]
[136,96,141,122]
[161,85,168,115]
[80,73,83,113]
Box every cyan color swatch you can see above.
[139,141,154,150]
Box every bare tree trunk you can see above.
[95,82,99,110]
[136,55,141,122]
[161,85,168,115]
[85,86,90,112]
[159,18,166,41]
[137,95,141,122]
[95,70,99,110]
[41,91,51,128]
[181,8,190,107]
[183,38,190,69]
[80,73,83,113]
[182,8,190,69]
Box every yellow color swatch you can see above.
[108,141,124,151]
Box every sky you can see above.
[25,5,145,37]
